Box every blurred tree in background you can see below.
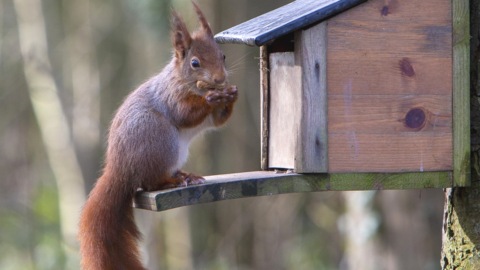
[0,0,445,269]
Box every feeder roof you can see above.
[214,0,366,46]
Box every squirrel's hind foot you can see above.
[172,170,205,187]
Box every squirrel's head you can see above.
[171,2,227,93]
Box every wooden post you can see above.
[441,0,478,268]
[294,21,328,173]
[260,45,270,170]
[452,0,471,187]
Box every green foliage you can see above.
[0,184,64,270]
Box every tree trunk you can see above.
[441,188,480,269]
[441,0,480,269]
[13,0,86,267]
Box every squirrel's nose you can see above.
[213,75,225,84]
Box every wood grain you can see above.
[328,95,452,133]
[328,22,452,58]
[326,0,453,173]
[294,21,328,173]
[268,52,301,169]
[328,133,452,173]
[327,54,452,96]
[331,0,451,23]
[134,171,452,212]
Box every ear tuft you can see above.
[171,9,192,59]
[191,1,213,37]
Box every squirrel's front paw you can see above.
[205,86,238,106]
[223,85,238,104]
[205,90,226,105]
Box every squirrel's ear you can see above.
[171,9,192,59]
[192,1,213,38]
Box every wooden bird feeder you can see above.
[134,0,470,212]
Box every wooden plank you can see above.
[330,0,451,23]
[327,21,452,96]
[328,133,452,173]
[268,52,301,169]
[133,171,453,212]
[326,0,453,173]
[294,22,328,172]
[452,0,470,186]
[214,0,367,46]
[328,95,452,133]
[327,54,452,96]
[260,45,269,170]
[328,22,452,58]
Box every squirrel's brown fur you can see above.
[78,3,237,269]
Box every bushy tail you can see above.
[79,172,146,270]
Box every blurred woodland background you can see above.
[0,0,446,269]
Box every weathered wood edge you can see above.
[260,46,269,170]
[214,0,367,46]
[134,171,453,212]
[452,0,471,186]
[294,21,328,173]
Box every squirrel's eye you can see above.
[223,54,226,61]
[191,59,200,68]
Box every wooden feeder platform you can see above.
[134,0,469,212]
[135,171,452,211]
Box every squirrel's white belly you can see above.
[176,115,215,169]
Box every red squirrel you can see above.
[78,3,237,269]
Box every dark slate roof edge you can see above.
[214,0,367,46]
[254,0,364,46]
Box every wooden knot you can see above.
[404,108,426,130]
[381,6,390,16]
[399,58,415,77]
